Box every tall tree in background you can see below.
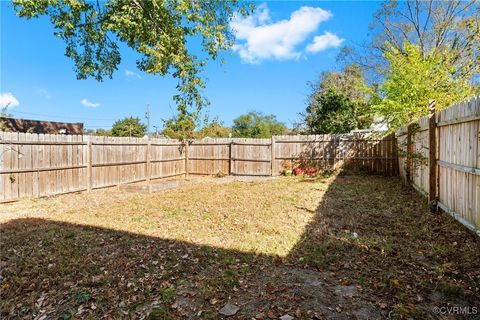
[196,118,231,139]
[0,107,11,132]
[111,117,146,137]
[340,0,480,82]
[13,0,253,123]
[0,106,11,118]
[162,115,231,139]
[85,128,112,136]
[304,90,357,134]
[302,64,372,134]
[368,0,479,130]
[374,43,476,130]
[370,0,479,77]
[232,112,287,138]
[161,115,196,140]
[338,0,479,130]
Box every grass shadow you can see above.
[288,173,480,319]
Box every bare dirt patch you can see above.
[1,174,478,319]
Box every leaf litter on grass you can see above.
[1,174,479,319]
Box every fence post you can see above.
[405,124,413,186]
[428,100,438,212]
[86,138,92,192]
[229,141,233,176]
[271,136,276,176]
[146,139,151,184]
[184,140,189,179]
[333,137,338,170]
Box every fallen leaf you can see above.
[219,303,240,317]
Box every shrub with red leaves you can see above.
[293,166,318,177]
[305,167,318,177]
[293,167,305,176]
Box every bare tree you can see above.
[373,1,478,73]
[341,0,479,83]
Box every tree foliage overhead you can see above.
[232,112,287,138]
[13,0,253,119]
[111,117,146,137]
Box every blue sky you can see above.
[0,1,381,131]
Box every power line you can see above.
[9,110,116,122]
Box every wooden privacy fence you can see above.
[0,132,397,203]
[396,97,480,235]
[191,135,398,177]
[0,134,186,202]
[272,134,398,176]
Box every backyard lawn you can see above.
[1,174,479,319]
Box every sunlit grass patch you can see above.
[1,177,328,257]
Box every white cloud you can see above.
[306,32,344,53]
[125,69,142,79]
[37,88,52,99]
[230,4,338,63]
[0,92,20,108]
[81,98,100,108]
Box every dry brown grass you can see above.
[1,174,479,320]
[0,176,329,257]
